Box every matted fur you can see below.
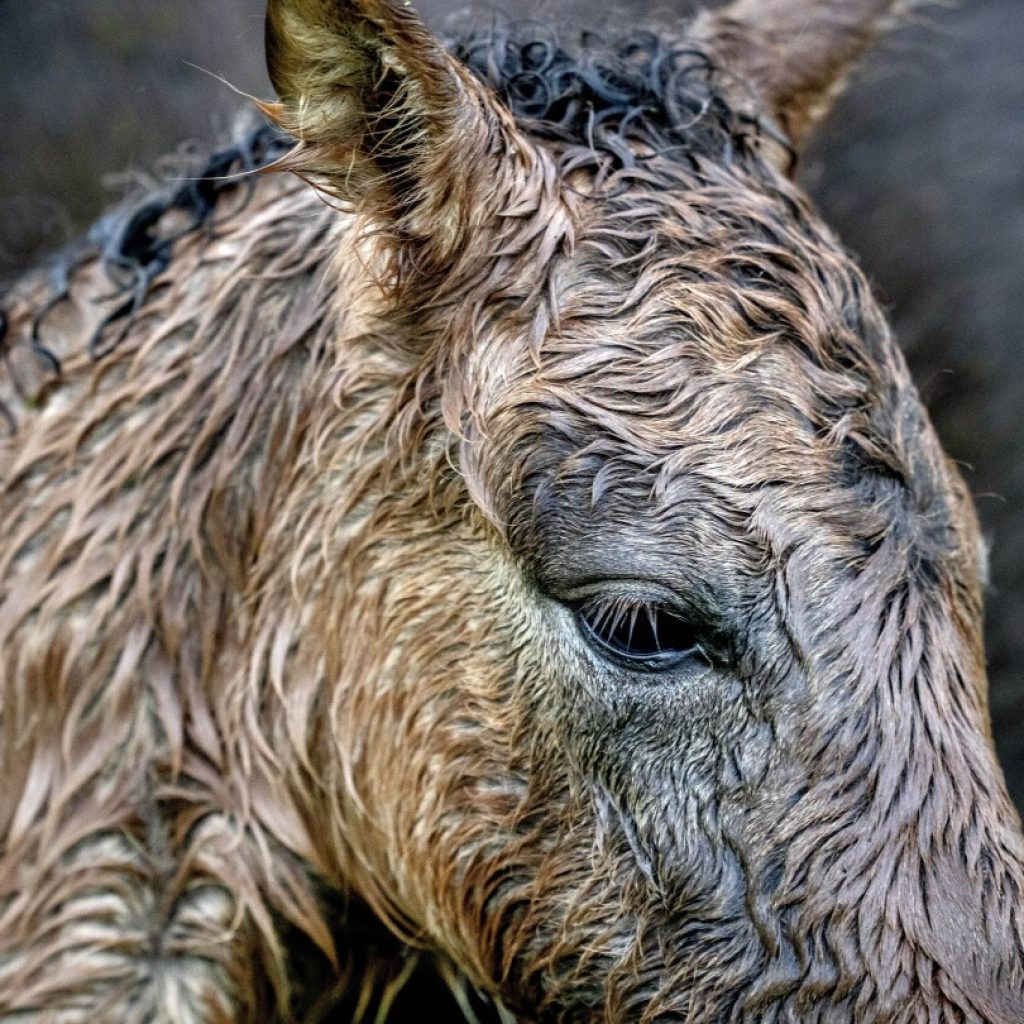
[2,2,1023,1022]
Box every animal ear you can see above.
[263,0,508,258]
[694,0,898,155]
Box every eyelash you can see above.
[570,593,709,672]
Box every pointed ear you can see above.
[694,0,900,156]
[263,0,511,261]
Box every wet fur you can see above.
[2,5,1023,1023]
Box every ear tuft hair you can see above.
[263,0,515,267]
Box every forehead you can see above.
[448,153,969,585]
[473,166,899,492]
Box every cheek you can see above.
[316,522,548,940]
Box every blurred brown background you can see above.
[2,0,1023,807]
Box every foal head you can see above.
[265,0,1024,1018]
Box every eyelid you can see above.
[553,577,688,612]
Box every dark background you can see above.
[2,0,1022,809]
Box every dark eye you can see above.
[572,595,706,672]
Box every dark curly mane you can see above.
[451,26,772,168]
[0,23,769,432]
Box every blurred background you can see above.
[2,0,1022,809]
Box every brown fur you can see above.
[2,1,1023,1021]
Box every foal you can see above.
[1,0,1022,1020]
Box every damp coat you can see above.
[1,1,1023,1021]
